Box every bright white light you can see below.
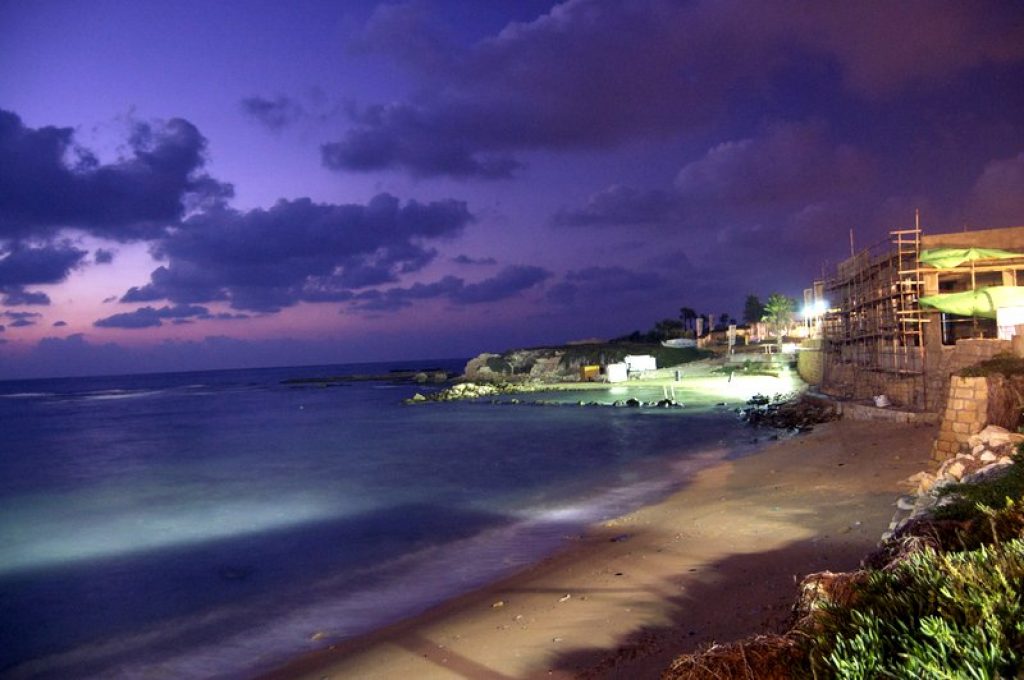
[803,299,828,319]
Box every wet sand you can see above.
[264,417,935,680]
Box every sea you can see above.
[0,359,775,679]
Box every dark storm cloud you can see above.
[452,254,496,266]
[0,109,232,241]
[2,310,41,327]
[348,265,550,312]
[966,152,1024,227]
[0,241,88,287]
[546,266,666,306]
[673,121,874,210]
[121,193,473,312]
[94,248,115,264]
[240,95,305,131]
[553,186,681,227]
[94,304,210,329]
[1,287,50,305]
[326,0,1024,179]
[557,121,873,228]
[52,320,67,327]
[451,265,550,304]
[321,103,522,179]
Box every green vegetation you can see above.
[807,449,1024,678]
[811,539,1024,679]
[762,292,795,343]
[557,342,710,368]
[960,353,1024,378]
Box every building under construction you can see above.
[817,223,1024,412]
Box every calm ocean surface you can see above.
[0,360,763,679]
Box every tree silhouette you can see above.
[679,307,697,331]
[743,295,765,324]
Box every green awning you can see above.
[918,247,1023,269]
[919,285,1024,319]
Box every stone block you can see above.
[955,410,976,424]
[952,422,970,434]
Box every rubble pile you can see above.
[740,393,839,432]
[883,424,1022,540]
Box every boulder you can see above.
[941,460,966,481]
[976,424,1024,448]
[961,462,1014,485]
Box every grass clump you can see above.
[556,342,710,369]
[810,539,1024,679]
[960,353,1024,378]
[711,358,779,377]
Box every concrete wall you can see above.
[796,338,822,386]
[922,225,1024,250]
[821,337,1012,413]
[820,360,920,407]
[925,339,1012,411]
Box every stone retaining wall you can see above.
[840,402,939,425]
[931,376,988,462]
[931,373,1024,463]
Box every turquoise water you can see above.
[0,361,764,679]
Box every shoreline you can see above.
[262,416,936,680]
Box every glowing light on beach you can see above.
[0,495,341,576]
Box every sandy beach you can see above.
[264,416,936,680]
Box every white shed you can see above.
[624,354,657,373]
[605,362,628,383]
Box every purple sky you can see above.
[2,0,1023,378]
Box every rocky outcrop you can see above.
[463,348,579,383]
[740,393,838,431]
[883,425,1021,540]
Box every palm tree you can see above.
[762,293,795,345]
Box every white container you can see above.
[624,354,657,372]
[606,363,628,383]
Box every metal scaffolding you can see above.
[821,224,928,409]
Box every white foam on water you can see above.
[80,389,166,401]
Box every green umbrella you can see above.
[919,285,1024,319]
[919,247,1022,269]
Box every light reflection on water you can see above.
[0,363,797,678]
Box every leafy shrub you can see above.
[810,539,1024,679]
